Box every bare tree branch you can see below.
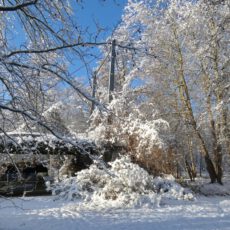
[0,0,38,12]
[3,42,109,59]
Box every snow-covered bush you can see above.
[88,95,172,175]
[52,157,193,210]
[89,96,168,151]
[153,175,194,201]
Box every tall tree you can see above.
[100,0,229,183]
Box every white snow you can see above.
[0,196,230,230]
[1,158,230,230]
[188,177,230,196]
[52,157,193,210]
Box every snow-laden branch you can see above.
[116,43,158,58]
[0,103,110,172]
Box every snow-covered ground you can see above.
[1,158,230,230]
[0,196,230,230]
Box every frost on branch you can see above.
[89,96,169,151]
[88,95,170,175]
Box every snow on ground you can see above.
[188,177,230,196]
[0,196,230,230]
[1,158,230,230]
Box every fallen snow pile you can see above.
[52,157,193,210]
[193,179,230,196]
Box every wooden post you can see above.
[108,39,116,102]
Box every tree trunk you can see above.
[214,144,223,184]
[201,66,223,184]
[172,26,221,184]
[185,159,196,182]
[204,155,217,183]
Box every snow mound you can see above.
[219,200,230,212]
[199,182,230,196]
[53,157,193,210]
[153,175,194,202]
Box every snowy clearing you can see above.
[0,196,230,230]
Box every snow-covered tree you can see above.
[95,0,229,183]
[0,0,108,138]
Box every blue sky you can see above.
[1,1,127,105]
[11,0,127,45]
[74,0,127,35]
[69,0,127,83]
[7,1,127,86]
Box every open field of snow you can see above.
[0,195,230,230]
